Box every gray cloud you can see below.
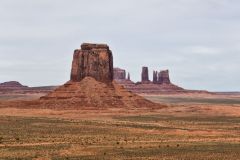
[0,0,239,91]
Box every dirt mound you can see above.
[39,77,162,109]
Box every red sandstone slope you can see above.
[40,77,162,109]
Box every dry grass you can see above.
[0,93,239,159]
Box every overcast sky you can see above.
[0,0,239,91]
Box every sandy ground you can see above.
[0,92,240,118]
[0,93,239,159]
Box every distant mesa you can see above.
[113,67,209,94]
[113,67,185,94]
[113,68,131,81]
[0,81,29,94]
[0,81,28,89]
[114,68,126,80]
[40,43,162,109]
[142,67,172,85]
[153,70,171,84]
[0,81,57,94]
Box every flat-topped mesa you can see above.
[70,43,113,84]
[141,66,150,83]
[158,70,171,84]
[0,81,24,87]
[113,68,126,80]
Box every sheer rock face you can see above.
[141,67,150,83]
[70,43,113,84]
[113,68,126,80]
[158,70,171,84]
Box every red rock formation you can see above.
[0,81,28,89]
[127,72,131,81]
[40,43,162,109]
[1,81,17,86]
[114,67,185,94]
[158,70,171,84]
[114,68,126,80]
[70,43,113,84]
[153,71,158,84]
[0,81,28,93]
[41,77,164,109]
[0,81,57,94]
[141,67,150,83]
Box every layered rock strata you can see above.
[158,70,171,84]
[70,43,113,84]
[114,68,126,80]
[40,43,162,109]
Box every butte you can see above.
[40,43,162,109]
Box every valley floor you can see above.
[0,93,239,160]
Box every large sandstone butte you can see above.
[71,43,113,84]
[41,43,162,109]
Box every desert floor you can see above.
[0,93,239,160]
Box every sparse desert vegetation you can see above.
[144,94,240,105]
[1,0,240,159]
[0,93,239,159]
